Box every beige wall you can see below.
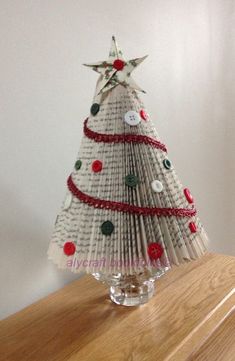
[0,0,234,319]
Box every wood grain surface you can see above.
[0,253,234,361]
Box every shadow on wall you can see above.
[0,184,80,320]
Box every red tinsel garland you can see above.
[83,118,167,153]
[67,175,196,217]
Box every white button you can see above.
[151,180,164,193]
[63,192,72,210]
[124,110,141,126]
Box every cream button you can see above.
[151,180,164,193]
[124,110,141,126]
[63,192,72,210]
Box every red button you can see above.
[92,160,103,173]
[113,59,125,71]
[184,188,194,204]
[148,242,163,260]
[189,222,197,233]
[140,109,148,121]
[63,241,76,256]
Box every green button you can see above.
[75,159,82,170]
[125,174,139,188]
[101,221,114,236]
[90,103,100,116]
[163,159,172,170]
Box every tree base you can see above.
[92,270,166,306]
[109,278,155,306]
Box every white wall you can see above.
[0,0,234,320]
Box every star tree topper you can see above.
[84,36,148,96]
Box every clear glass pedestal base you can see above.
[92,267,170,306]
[109,278,155,306]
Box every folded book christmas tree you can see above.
[47,37,209,306]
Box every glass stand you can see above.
[109,276,155,306]
[92,267,170,306]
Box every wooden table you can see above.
[0,253,234,361]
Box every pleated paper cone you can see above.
[47,83,209,276]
